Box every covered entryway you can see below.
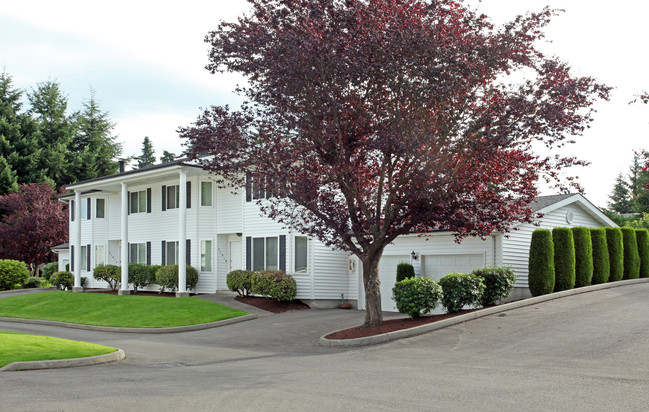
[421,254,485,281]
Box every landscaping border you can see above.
[319,278,649,347]
[1,349,125,372]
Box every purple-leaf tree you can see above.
[179,0,609,327]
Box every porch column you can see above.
[72,190,83,292]
[119,182,130,295]
[177,169,188,297]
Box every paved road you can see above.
[3,284,649,411]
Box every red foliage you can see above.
[0,183,68,274]
[179,0,609,326]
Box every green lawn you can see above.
[0,330,117,368]
[0,291,249,328]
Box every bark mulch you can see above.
[235,295,311,313]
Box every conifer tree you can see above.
[137,136,156,168]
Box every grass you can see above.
[0,330,117,368]
[0,291,249,328]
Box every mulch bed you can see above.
[84,289,177,298]
[326,308,481,340]
[235,295,310,313]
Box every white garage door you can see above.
[378,255,411,312]
[422,254,485,281]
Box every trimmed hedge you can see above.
[572,227,594,287]
[528,229,555,296]
[395,263,415,283]
[438,272,485,313]
[42,262,59,281]
[621,227,640,280]
[155,265,199,293]
[472,266,516,306]
[226,270,255,296]
[590,228,610,285]
[636,229,649,278]
[93,264,121,291]
[392,276,442,319]
[251,270,297,302]
[0,259,30,291]
[605,227,624,282]
[129,264,159,293]
[50,271,74,290]
[553,228,576,292]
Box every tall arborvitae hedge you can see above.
[528,229,555,296]
[552,227,576,291]
[605,227,624,282]
[590,228,610,285]
[571,226,593,287]
[636,229,649,279]
[621,227,640,279]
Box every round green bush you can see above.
[528,229,555,296]
[552,227,576,292]
[472,266,516,306]
[438,272,485,313]
[0,259,30,291]
[571,227,593,287]
[590,228,610,285]
[605,227,624,282]
[128,263,157,293]
[23,276,41,288]
[395,263,415,283]
[50,271,73,290]
[42,262,59,281]
[93,264,121,291]
[251,270,297,302]
[392,276,442,319]
[621,227,640,280]
[155,265,199,293]
[227,270,255,296]
[636,229,649,278]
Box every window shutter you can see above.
[127,243,131,263]
[186,181,191,208]
[87,244,91,271]
[147,188,152,213]
[186,239,191,266]
[87,199,91,220]
[162,186,167,211]
[127,192,131,215]
[71,200,75,221]
[245,173,251,202]
[71,245,74,271]
[246,237,251,270]
[161,241,166,265]
[146,242,151,265]
[279,235,286,272]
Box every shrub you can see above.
[571,227,594,288]
[472,266,516,306]
[621,227,640,280]
[438,272,485,313]
[93,264,121,291]
[155,265,199,293]
[552,227,576,292]
[129,263,157,293]
[395,263,415,283]
[0,259,30,291]
[605,227,624,282]
[81,276,88,288]
[50,271,73,290]
[251,270,297,301]
[227,270,255,296]
[590,228,610,285]
[636,229,649,278]
[23,277,41,288]
[42,262,59,281]
[40,278,51,288]
[392,276,442,319]
[528,229,555,296]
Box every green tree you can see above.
[553,228,576,291]
[160,150,176,164]
[607,173,633,214]
[137,136,156,168]
[0,156,18,194]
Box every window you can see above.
[81,245,88,271]
[201,240,212,271]
[129,243,147,264]
[166,185,180,209]
[201,182,212,206]
[81,199,88,220]
[294,236,308,273]
[96,199,105,219]
[252,237,278,271]
[70,200,75,221]
[130,190,147,214]
[246,174,279,201]
[165,241,179,265]
[95,245,105,267]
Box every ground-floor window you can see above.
[294,236,308,273]
[252,237,278,271]
[95,245,105,267]
[201,240,212,272]
[129,243,147,264]
[164,241,179,265]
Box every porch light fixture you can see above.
[411,251,418,261]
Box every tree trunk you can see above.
[362,250,384,327]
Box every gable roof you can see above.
[527,193,617,227]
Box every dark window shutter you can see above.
[279,235,286,272]
[71,245,74,271]
[87,199,91,220]
[162,186,167,211]
[186,239,191,266]
[127,243,131,263]
[147,188,152,213]
[245,173,251,202]
[186,181,191,208]
[146,242,151,265]
[87,244,91,271]
[127,192,131,215]
[161,241,166,265]
[246,237,251,270]
[71,200,75,221]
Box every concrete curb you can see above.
[0,349,126,372]
[318,278,649,347]
[0,314,258,334]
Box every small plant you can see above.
[438,272,485,313]
[93,264,121,291]
[528,229,555,296]
[605,227,624,282]
[395,263,415,283]
[472,266,516,306]
[552,227,576,292]
[392,276,442,319]
[81,276,88,288]
[251,270,297,301]
[227,270,255,296]
[42,262,59,281]
[23,277,41,289]
[0,259,30,291]
[155,265,199,293]
[590,228,610,284]
[621,227,640,280]
[50,271,74,290]
[128,263,157,293]
[636,229,649,278]
[39,278,51,288]
[572,227,594,287]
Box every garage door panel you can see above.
[423,254,485,281]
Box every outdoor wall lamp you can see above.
[411,251,418,261]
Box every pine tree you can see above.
[137,136,156,168]
[160,150,176,164]
[0,156,18,194]
[608,173,633,214]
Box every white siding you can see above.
[310,241,350,300]
[216,187,242,234]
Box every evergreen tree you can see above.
[630,154,649,212]
[607,173,633,214]
[137,136,156,168]
[0,156,18,194]
[160,150,176,164]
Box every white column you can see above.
[72,190,82,292]
[177,169,188,297]
[119,182,130,295]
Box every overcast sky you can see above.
[1,0,648,208]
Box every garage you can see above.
[421,254,486,281]
[377,255,411,312]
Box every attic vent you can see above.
[566,211,575,224]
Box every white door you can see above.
[378,255,411,312]
[229,241,242,272]
[422,254,485,281]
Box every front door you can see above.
[229,241,242,272]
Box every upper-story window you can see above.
[70,198,91,221]
[162,183,191,211]
[96,199,105,219]
[129,190,147,214]
[246,174,279,202]
[201,182,212,206]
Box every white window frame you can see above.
[200,181,213,207]
[252,237,279,271]
[166,185,180,210]
[129,243,147,264]
[96,198,106,219]
[130,190,147,214]
[80,245,88,271]
[165,241,179,265]
[95,244,105,267]
[201,239,213,272]
[81,198,89,220]
[294,236,308,273]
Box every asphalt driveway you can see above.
[3,283,649,411]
